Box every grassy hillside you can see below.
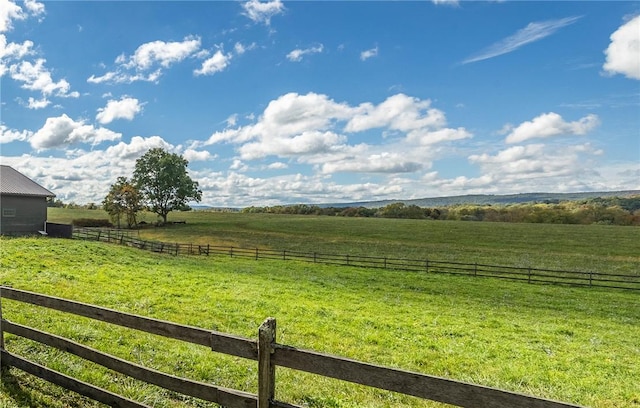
[48,208,640,275]
[1,237,639,407]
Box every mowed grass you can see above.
[1,237,639,407]
[48,208,640,275]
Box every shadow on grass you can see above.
[0,366,96,408]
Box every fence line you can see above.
[71,227,640,291]
[0,286,584,408]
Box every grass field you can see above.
[1,232,639,407]
[48,207,640,275]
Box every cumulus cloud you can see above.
[105,136,173,160]
[360,46,378,61]
[183,148,212,162]
[242,0,285,25]
[8,58,78,107]
[30,114,121,150]
[0,124,32,143]
[467,143,602,186]
[345,94,446,133]
[1,0,44,33]
[287,44,323,62]
[0,34,34,73]
[603,15,640,80]
[321,152,423,174]
[505,112,599,144]
[88,36,201,84]
[195,50,232,76]
[26,96,49,109]
[462,16,581,64]
[96,97,144,124]
[196,92,470,177]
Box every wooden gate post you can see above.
[258,318,276,408]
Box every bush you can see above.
[71,218,113,228]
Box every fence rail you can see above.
[0,286,583,408]
[72,227,640,291]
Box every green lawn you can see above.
[1,237,639,407]
[48,207,640,275]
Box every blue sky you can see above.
[1,0,639,207]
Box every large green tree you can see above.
[132,148,202,223]
[102,177,142,228]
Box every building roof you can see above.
[0,165,55,198]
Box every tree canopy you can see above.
[102,177,142,228]
[132,148,202,223]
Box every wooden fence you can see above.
[0,286,584,408]
[72,227,640,291]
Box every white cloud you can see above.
[9,58,78,98]
[239,130,346,160]
[360,46,378,61]
[266,162,288,170]
[287,44,323,62]
[30,114,121,150]
[27,96,50,109]
[194,50,231,76]
[105,136,172,160]
[0,34,34,65]
[603,15,640,80]
[196,92,470,179]
[505,112,599,144]
[345,94,446,133]
[462,16,582,64]
[124,36,201,70]
[321,152,423,174]
[183,148,212,162]
[0,124,32,143]
[1,0,44,33]
[242,0,285,25]
[431,0,459,6]
[96,97,144,124]
[406,127,472,146]
[234,42,256,55]
[465,143,602,188]
[89,36,201,84]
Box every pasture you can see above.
[48,207,640,275]
[0,230,639,407]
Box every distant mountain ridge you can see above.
[321,190,640,209]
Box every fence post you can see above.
[258,318,276,408]
[256,248,259,260]
[313,252,317,263]
[425,259,429,273]
[230,247,234,258]
[528,268,532,283]
[474,263,477,277]
[283,250,286,261]
[346,254,350,266]
[207,244,210,256]
[589,272,593,287]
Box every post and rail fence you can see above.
[72,227,640,291]
[0,286,584,408]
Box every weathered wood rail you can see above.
[72,227,640,290]
[0,286,584,407]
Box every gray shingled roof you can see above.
[0,165,55,197]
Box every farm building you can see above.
[0,165,55,235]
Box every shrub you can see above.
[71,218,113,228]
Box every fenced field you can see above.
[73,227,640,290]
[0,287,583,408]
[1,237,638,407]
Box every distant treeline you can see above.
[242,196,640,226]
